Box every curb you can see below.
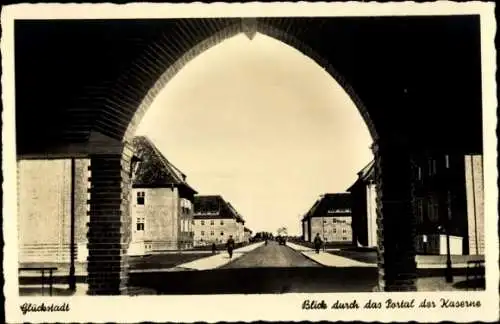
[284,242,329,267]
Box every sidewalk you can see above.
[289,242,487,272]
[130,241,265,272]
[286,242,377,268]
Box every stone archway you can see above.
[85,18,418,295]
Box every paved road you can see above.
[221,241,320,269]
[129,241,378,294]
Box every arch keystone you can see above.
[241,17,258,40]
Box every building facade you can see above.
[301,193,353,244]
[17,159,89,264]
[243,227,253,243]
[192,195,246,246]
[347,160,378,248]
[128,136,197,255]
[413,153,484,255]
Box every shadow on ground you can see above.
[129,266,378,294]
[452,278,485,290]
[19,287,76,296]
[128,253,210,270]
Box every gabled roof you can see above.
[193,195,243,221]
[227,202,245,223]
[301,199,321,222]
[358,160,375,181]
[303,193,352,220]
[346,160,375,192]
[244,227,252,233]
[131,136,197,195]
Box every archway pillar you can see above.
[372,138,417,292]
[86,145,133,295]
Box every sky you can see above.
[135,32,373,235]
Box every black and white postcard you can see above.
[2,1,498,322]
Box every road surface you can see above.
[129,240,379,294]
[220,241,320,268]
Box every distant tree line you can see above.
[251,232,274,241]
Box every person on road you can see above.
[313,233,323,254]
[212,242,217,255]
[226,235,235,259]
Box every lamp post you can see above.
[444,189,454,283]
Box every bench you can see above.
[19,267,58,296]
[466,260,485,286]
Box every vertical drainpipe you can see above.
[68,158,76,291]
[470,155,479,255]
[172,183,176,250]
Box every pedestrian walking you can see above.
[323,237,327,252]
[313,233,323,254]
[226,235,235,259]
[212,242,217,255]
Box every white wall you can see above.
[439,235,463,255]
[465,154,484,255]
[18,159,90,263]
[365,183,378,247]
[129,187,185,253]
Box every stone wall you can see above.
[18,159,89,263]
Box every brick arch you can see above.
[255,22,378,141]
[122,23,242,143]
[101,19,378,146]
[87,19,406,295]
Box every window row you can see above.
[324,228,349,234]
[323,219,350,224]
[135,192,193,212]
[193,220,225,225]
[416,155,451,181]
[415,197,441,223]
[199,231,224,236]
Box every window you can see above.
[210,220,214,225]
[210,231,214,236]
[220,220,224,225]
[342,237,348,241]
[136,217,145,231]
[416,199,424,223]
[342,228,347,234]
[427,197,440,222]
[201,231,205,236]
[221,232,224,236]
[445,154,450,169]
[333,228,337,233]
[191,220,195,225]
[137,191,145,205]
[417,167,422,181]
[323,219,327,224]
[201,220,205,225]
